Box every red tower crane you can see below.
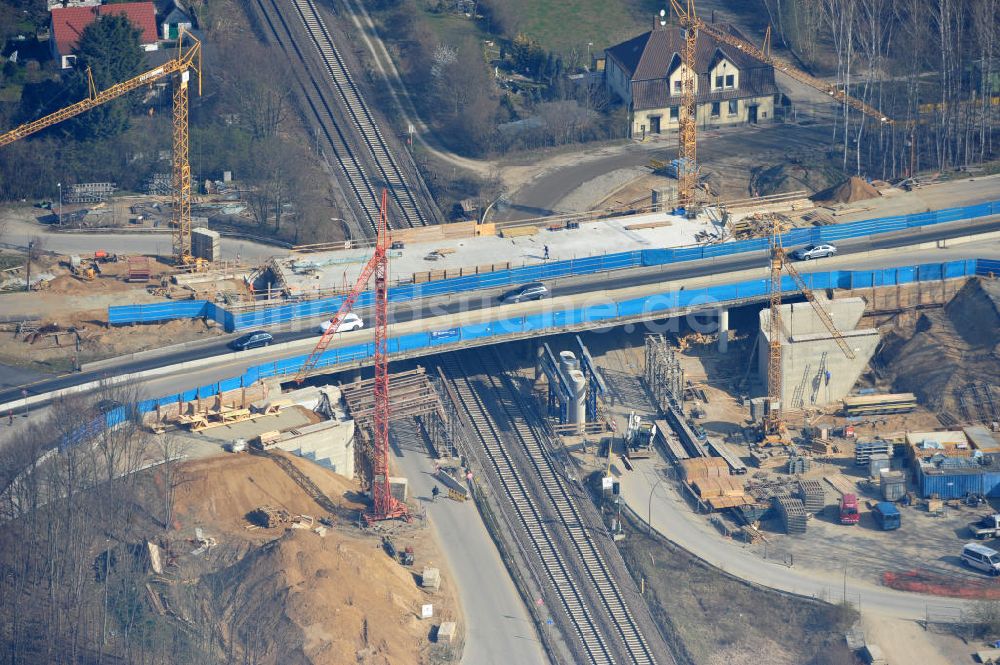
[294,189,409,523]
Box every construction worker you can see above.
[431,486,440,502]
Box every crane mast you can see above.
[668,1,893,210]
[0,31,202,264]
[670,0,699,209]
[294,189,409,524]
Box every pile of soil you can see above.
[875,278,1000,414]
[208,530,430,665]
[173,452,360,533]
[811,175,881,204]
[168,453,458,665]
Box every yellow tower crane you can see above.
[764,216,855,443]
[0,31,202,264]
[668,1,893,209]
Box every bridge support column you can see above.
[717,307,729,354]
[534,344,547,387]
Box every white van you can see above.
[961,542,1000,575]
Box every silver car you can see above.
[792,243,837,260]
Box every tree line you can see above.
[0,385,211,664]
[762,0,998,177]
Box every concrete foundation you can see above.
[274,418,355,478]
[758,297,880,410]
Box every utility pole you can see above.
[57,182,62,225]
[24,239,32,292]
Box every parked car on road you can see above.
[319,312,364,334]
[791,243,838,260]
[499,282,548,303]
[229,331,273,351]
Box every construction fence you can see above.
[108,200,1000,332]
[93,258,987,440]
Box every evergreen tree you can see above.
[65,14,146,140]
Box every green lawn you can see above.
[504,0,651,55]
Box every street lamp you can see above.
[57,182,62,225]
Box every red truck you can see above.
[840,494,860,525]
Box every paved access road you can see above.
[389,429,549,665]
[619,457,968,620]
[2,219,998,406]
[0,214,286,263]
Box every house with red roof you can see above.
[50,2,159,69]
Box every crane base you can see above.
[362,502,412,525]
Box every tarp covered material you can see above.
[811,176,881,204]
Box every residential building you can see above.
[50,2,159,69]
[605,21,779,138]
[158,0,193,40]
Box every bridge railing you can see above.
[108,200,999,331]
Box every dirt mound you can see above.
[208,530,429,665]
[876,278,1000,413]
[173,452,361,533]
[811,175,881,204]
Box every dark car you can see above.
[229,331,273,351]
[499,282,548,304]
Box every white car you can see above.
[319,312,364,334]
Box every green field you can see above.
[503,0,652,55]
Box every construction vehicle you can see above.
[399,546,415,566]
[668,0,892,209]
[969,514,1000,540]
[839,493,860,525]
[624,411,656,459]
[0,32,201,264]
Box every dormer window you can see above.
[725,74,735,88]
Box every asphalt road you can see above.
[497,123,833,220]
[619,456,969,619]
[0,215,286,263]
[2,215,998,406]
[389,433,548,665]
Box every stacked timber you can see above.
[843,393,917,416]
[679,457,729,481]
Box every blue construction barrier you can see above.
[64,257,990,451]
[108,258,979,428]
[109,200,1000,331]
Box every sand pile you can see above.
[811,175,880,204]
[173,452,361,533]
[169,454,457,665]
[876,278,1000,413]
[208,530,430,665]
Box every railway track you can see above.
[288,0,429,229]
[252,0,382,235]
[440,351,663,665]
